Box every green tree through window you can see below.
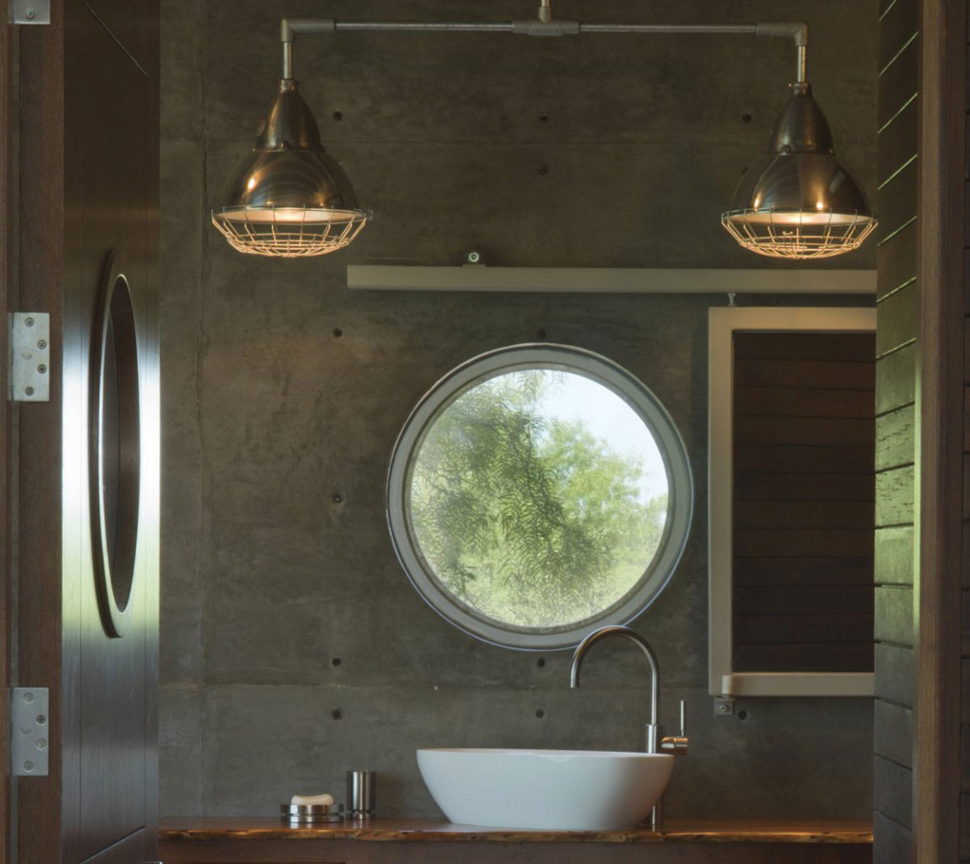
[409,370,668,629]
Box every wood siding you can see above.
[731,332,875,674]
[874,0,919,858]
[961,1,970,855]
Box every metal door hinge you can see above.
[9,0,49,24]
[10,687,49,776]
[9,313,50,402]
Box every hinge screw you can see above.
[25,8,36,18]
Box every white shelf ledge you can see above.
[347,265,876,294]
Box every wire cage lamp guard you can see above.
[720,211,877,260]
[212,206,367,258]
[213,3,876,260]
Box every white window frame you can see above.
[708,306,877,698]
[387,342,694,651]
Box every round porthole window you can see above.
[387,344,693,650]
[90,251,141,639]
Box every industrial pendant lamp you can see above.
[211,78,367,257]
[720,81,876,259]
[213,7,875,261]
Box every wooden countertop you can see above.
[159,817,874,844]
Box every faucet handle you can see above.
[660,699,688,756]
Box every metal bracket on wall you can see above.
[10,688,50,776]
[9,313,50,402]
[8,0,49,23]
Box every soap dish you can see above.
[281,803,345,824]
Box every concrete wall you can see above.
[159,0,879,819]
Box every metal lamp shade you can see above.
[212,80,367,258]
[721,83,876,259]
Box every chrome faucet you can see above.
[569,625,688,829]
[569,625,688,757]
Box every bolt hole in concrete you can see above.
[331,658,342,667]
[536,329,547,339]
[741,112,753,123]
[535,709,545,719]
[537,163,549,175]
[538,113,549,123]
[332,327,343,339]
[331,709,343,720]
[738,710,748,721]
[536,658,545,668]
[332,111,343,121]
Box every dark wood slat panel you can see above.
[735,473,875,501]
[965,253,970,315]
[734,358,875,390]
[963,113,970,180]
[963,790,970,860]
[963,657,970,722]
[734,500,874,529]
[876,405,915,470]
[877,219,917,298]
[965,318,970,377]
[879,0,918,71]
[734,613,873,644]
[966,181,970,247]
[965,521,970,588]
[877,158,919,245]
[733,642,873,673]
[875,343,916,414]
[875,465,915,527]
[733,332,875,363]
[965,393,970,452]
[734,584,874,615]
[734,416,876,447]
[963,589,970,654]
[878,32,918,129]
[879,98,918,189]
[874,525,915,585]
[876,280,918,356]
[875,585,914,646]
[875,643,915,706]
[875,755,914,829]
[734,556,873,586]
[735,385,875,419]
[734,528,874,557]
[963,726,970,791]
[734,444,875,474]
[875,700,913,767]
[965,456,970,518]
[82,0,153,74]
[873,810,913,864]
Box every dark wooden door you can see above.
[15,0,160,861]
[1,10,14,864]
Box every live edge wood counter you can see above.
[159,818,874,863]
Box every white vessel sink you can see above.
[416,748,674,831]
